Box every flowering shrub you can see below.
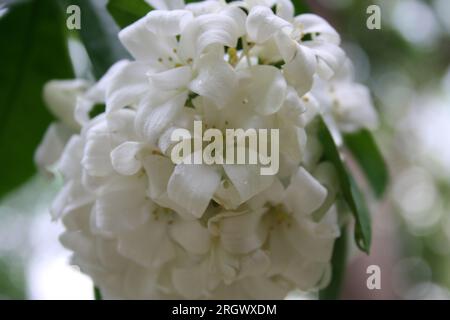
[36,0,380,299]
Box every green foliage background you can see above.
[0,0,73,200]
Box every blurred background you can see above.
[0,0,449,299]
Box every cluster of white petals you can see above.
[37,0,377,299]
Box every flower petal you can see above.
[106,108,138,144]
[189,52,238,108]
[276,0,294,21]
[238,249,270,278]
[210,208,268,254]
[246,6,290,43]
[179,7,246,59]
[106,61,151,112]
[186,0,224,16]
[135,91,188,146]
[59,230,96,261]
[56,135,83,179]
[123,264,159,299]
[119,17,177,63]
[149,65,192,91]
[282,44,316,96]
[285,207,340,262]
[304,41,345,79]
[34,123,73,175]
[44,79,89,129]
[279,124,306,164]
[91,177,150,236]
[110,141,143,176]
[142,154,174,200]
[172,259,211,299]
[169,219,211,255]
[240,276,290,299]
[223,164,274,203]
[333,82,378,132]
[284,166,327,216]
[295,13,340,45]
[283,253,330,290]
[248,177,285,209]
[75,60,129,125]
[50,180,94,220]
[118,219,175,268]
[145,9,194,36]
[81,120,114,177]
[213,179,242,210]
[61,204,91,231]
[240,65,287,115]
[142,154,196,219]
[95,239,128,271]
[167,163,221,218]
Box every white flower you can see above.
[109,6,245,113]
[246,5,345,95]
[37,0,377,299]
[35,79,90,176]
[313,58,378,134]
[44,79,90,130]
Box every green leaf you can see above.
[344,129,389,198]
[70,0,130,79]
[319,226,348,300]
[349,174,372,252]
[107,0,153,29]
[0,0,73,200]
[294,0,310,14]
[94,286,102,300]
[317,118,372,253]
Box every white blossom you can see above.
[36,0,377,299]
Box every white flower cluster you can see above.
[37,0,377,299]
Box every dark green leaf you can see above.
[319,226,348,300]
[0,0,73,200]
[0,0,30,11]
[107,0,152,29]
[317,118,372,253]
[349,174,372,252]
[94,286,102,300]
[344,129,389,198]
[294,0,310,14]
[70,0,130,79]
